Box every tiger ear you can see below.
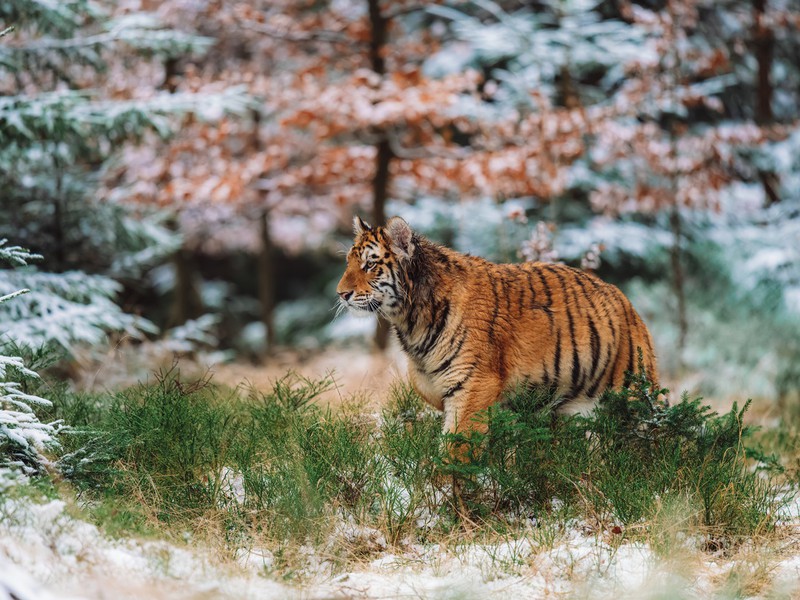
[353,215,371,236]
[386,216,414,261]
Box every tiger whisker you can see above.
[330,300,347,322]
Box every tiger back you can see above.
[336,216,659,434]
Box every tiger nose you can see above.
[338,291,353,301]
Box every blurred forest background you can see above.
[2,0,800,409]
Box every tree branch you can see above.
[8,29,207,54]
[241,22,366,47]
[386,130,472,160]
[384,4,431,20]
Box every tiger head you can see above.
[336,216,414,321]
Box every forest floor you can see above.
[2,341,797,600]
[3,482,800,600]
[76,338,773,418]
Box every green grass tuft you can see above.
[442,366,787,543]
[45,366,792,555]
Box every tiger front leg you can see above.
[442,375,503,455]
[440,376,503,523]
[442,375,503,435]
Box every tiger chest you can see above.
[408,362,448,411]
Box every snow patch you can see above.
[2,494,800,599]
[0,497,293,599]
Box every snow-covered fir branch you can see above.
[0,270,157,352]
[0,240,42,267]
[0,245,60,473]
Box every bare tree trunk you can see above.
[52,170,65,273]
[169,245,203,328]
[161,57,203,328]
[373,139,392,350]
[258,210,277,354]
[753,0,780,206]
[558,64,580,109]
[367,0,387,75]
[753,0,774,125]
[669,204,687,356]
[667,119,688,362]
[666,7,688,363]
[163,57,180,94]
[368,0,394,351]
[248,107,277,355]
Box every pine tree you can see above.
[0,241,59,474]
[0,0,250,352]
[437,1,800,354]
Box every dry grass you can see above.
[73,340,406,413]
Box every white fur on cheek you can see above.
[347,305,375,318]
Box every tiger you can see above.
[336,216,659,435]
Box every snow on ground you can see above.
[2,487,800,600]
[32,347,800,599]
[0,495,290,600]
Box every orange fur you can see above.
[337,216,658,434]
